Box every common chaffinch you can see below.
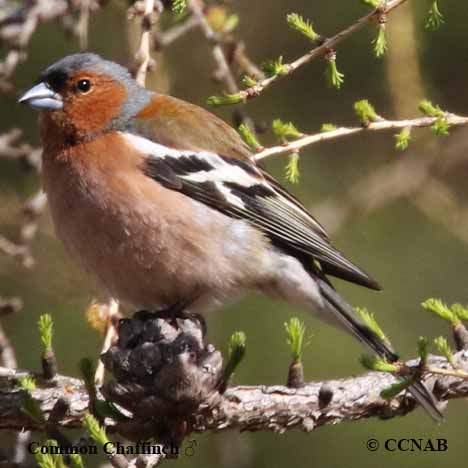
[19,53,441,420]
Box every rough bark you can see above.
[0,351,467,434]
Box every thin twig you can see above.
[0,190,45,269]
[20,190,47,246]
[0,0,96,85]
[0,234,34,268]
[254,113,468,161]
[155,1,261,100]
[426,366,468,379]
[154,15,199,48]
[77,0,91,50]
[188,0,238,93]
[231,42,265,81]
[188,0,260,130]
[238,0,409,101]
[0,130,44,267]
[0,297,23,317]
[0,129,41,171]
[134,0,158,87]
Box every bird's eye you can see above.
[76,79,92,93]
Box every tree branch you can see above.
[1,350,467,434]
[154,15,199,48]
[133,0,159,87]
[0,129,41,171]
[0,0,102,88]
[255,113,468,161]
[0,128,44,268]
[188,0,239,94]
[237,0,409,102]
[0,297,22,318]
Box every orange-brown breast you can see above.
[41,132,270,309]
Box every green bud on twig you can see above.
[242,75,257,87]
[321,123,338,132]
[434,336,455,366]
[38,314,54,352]
[284,317,308,388]
[35,451,55,468]
[19,375,35,391]
[286,13,319,42]
[38,314,57,379]
[360,355,399,373]
[172,0,187,16]
[35,440,65,468]
[262,56,289,78]
[207,93,246,107]
[373,23,387,58]
[380,379,413,401]
[69,453,85,468]
[84,414,129,467]
[224,14,239,33]
[419,99,445,118]
[361,0,381,7]
[325,53,344,90]
[395,127,411,151]
[426,1,444,31]
[79,357,127,421]
[223,331,246,384]
[417,336,429,368]
[419,100,450,135]
[422,298,459,325]
[285,153,300,184]
[452,304,468,322]
[238,123,261,150]
[80,358,96,396]
[284,317,307,362]
[356,307,386,341]
[18,376,45,424]
[272,119,303,140]
[431,118,450,136]
[83,414,110,447]
[354,99,379,126]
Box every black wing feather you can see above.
[143,153,380,290]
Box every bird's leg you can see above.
[94,298,121,386]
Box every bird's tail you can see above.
[317,278,443,422]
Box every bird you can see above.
[19,53,442,421]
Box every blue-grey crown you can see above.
[41,53,153,130]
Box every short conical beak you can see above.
[18,82,63,110]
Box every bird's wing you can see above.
[125,97,379,290]
[134,95,253,160]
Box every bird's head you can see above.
[19,53,152,141]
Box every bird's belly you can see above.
[44,165,272,312]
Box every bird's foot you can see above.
[133,299,207,336]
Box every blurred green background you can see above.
[1,0,468,466]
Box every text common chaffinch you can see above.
[19,53,442,420]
